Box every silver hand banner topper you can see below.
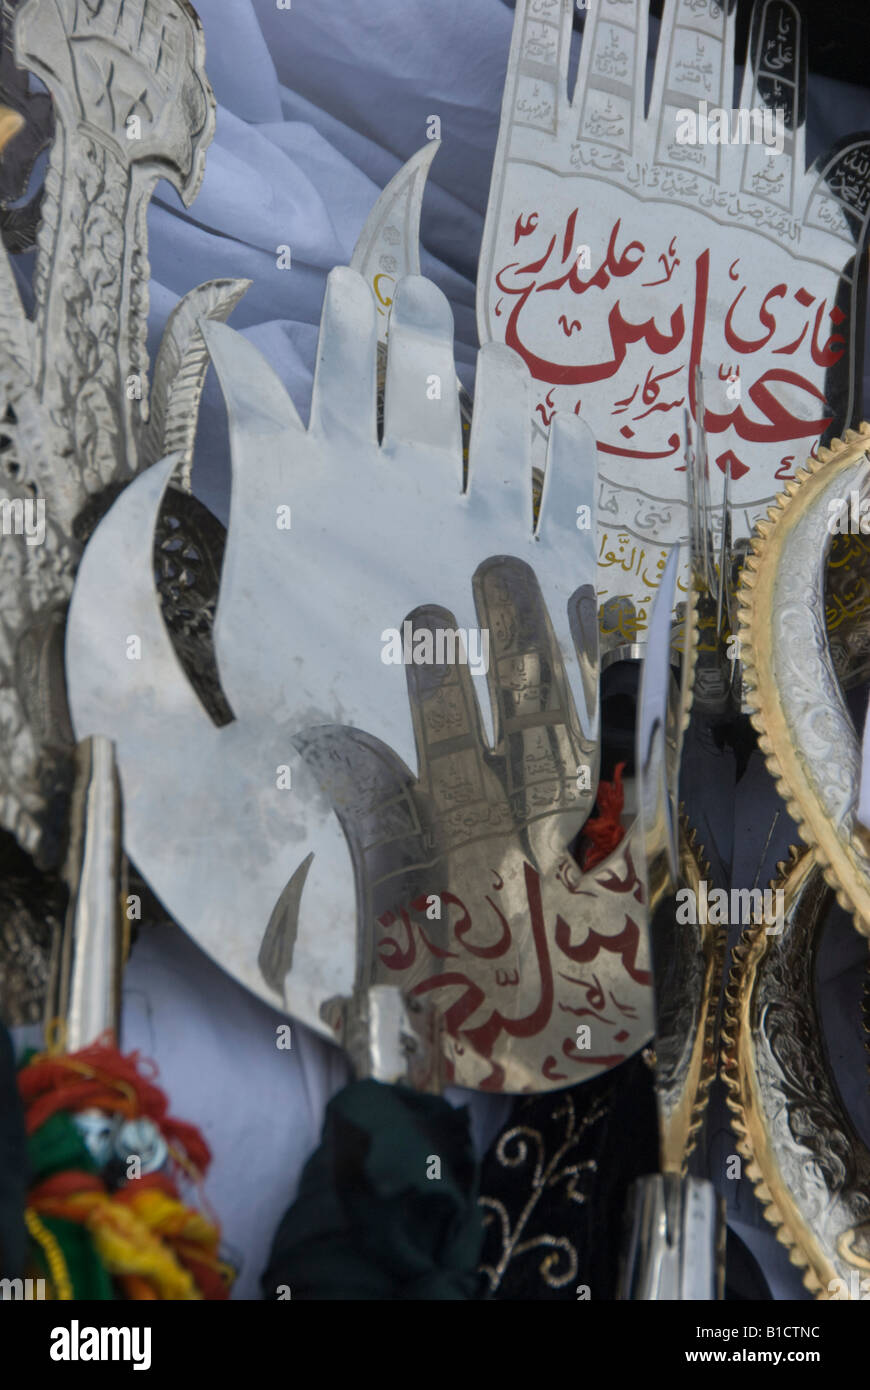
[66,264,661,1092]
[477,0,870,624]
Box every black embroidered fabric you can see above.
[478,1052,658,1300]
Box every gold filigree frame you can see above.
[723,848,870,1299]
[738,423,870,936]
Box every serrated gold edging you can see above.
[659,813,726,1175]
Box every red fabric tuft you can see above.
[580,763,627,870]
[18,1042,211,1175]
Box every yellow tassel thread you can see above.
[25,1208,73,1301]
[31,1188,225,1300]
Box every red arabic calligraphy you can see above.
[375,854,649,1090]
[494,209,840,472]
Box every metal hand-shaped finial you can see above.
[479,0,870,620]
[67,262,669,1091]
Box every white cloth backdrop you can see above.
[54,0,870,1298]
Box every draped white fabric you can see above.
[94,0,870,1299]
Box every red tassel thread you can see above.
[18,1041,211,1173]
[580,762,627,871]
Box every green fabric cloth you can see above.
[26,1110,113,1298]
[32,1212,115,1301]
[27,1110,98,1182]
[262,1079,484,1300]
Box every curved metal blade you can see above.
[350,140,440,343]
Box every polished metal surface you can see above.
[636,568,720,1177]
[350,140,440,340]
[72,1109,120,1170]
[326,985,444,1094]
[0,0,254,865]
[67,451,358,1040]
[47,737,123,1051]
[66,261,665,1092]
[650,483,725,1179]
[142,278,251,488]
[636,546,680,900]
[723,848,870,1299]
[739,424,870,936]
[478,0,870,621]
[347,140,475,457]
[617,1172,725,1301]
[17,0,214,521]
[620,546,725,1297]
[114,1118,168,1176]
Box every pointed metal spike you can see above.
[350,141,440,347]
[258,852,314,997]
